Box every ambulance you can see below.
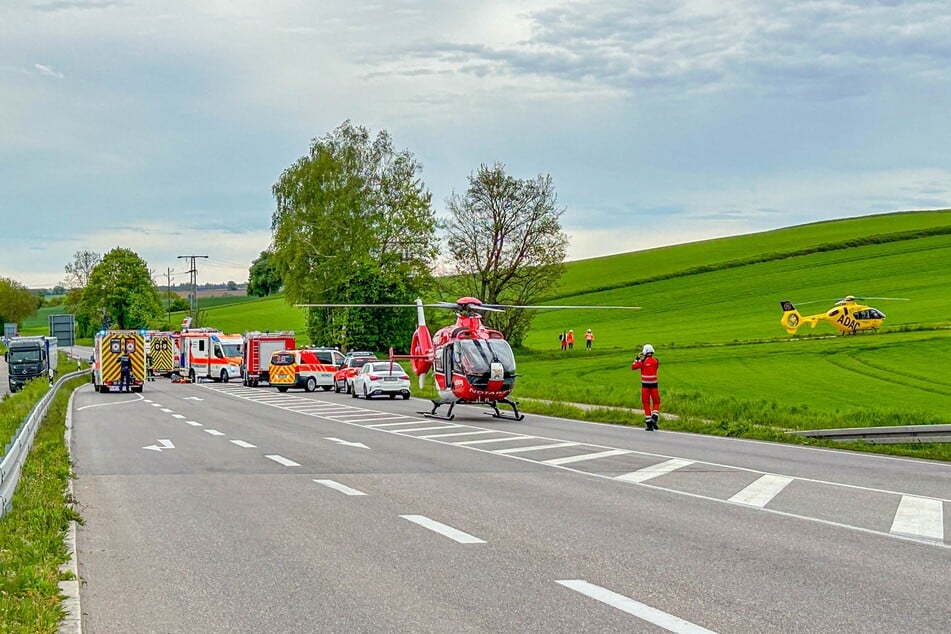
[268,347,344,392]
[146,331,177,377]
[92,330,146,393]
[242,331,296,386]
[178,329,244,383]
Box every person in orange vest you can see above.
[631,344,660,430]
[566,329,575,350]
[584,328,594,351]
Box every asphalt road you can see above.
[72,379,951,633]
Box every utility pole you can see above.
[166,267,173,325]
[177,255,208,324]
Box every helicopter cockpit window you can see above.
[456,339,516,374]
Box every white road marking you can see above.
[185,420,202,426]
[266,454,300,467]
[77,393,144,410]
[314,479,366,496]
[543,449,631,466]
[494,442,580,455]
[142,439,175,452]
[395,425,464,434]
[151,403,162,407]
[230,440,256,448]
[890,495,944,541]
[455,435,536,446]
[418,429,490,439]
[160,408,173,413]
[400,515,485,544]
[616,458,694,483]
[171,414,185,419]
[204,429,226,436]
[329,411,397,419]
[348,415,411,423]
[556,580,716,634]
[325,437,370,449]
[143,399,153,403]
[729,474,794,507]
[367,421,428,428]
[182,396,203,401]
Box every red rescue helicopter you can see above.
[297,297,639,421]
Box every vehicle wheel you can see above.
[189,369,196,384]
[389,394,396,399]
[334,382,341,393]
[221,370,229,383]
[321,385,332,391]
[363,385,370,400]
[345,381,352,394]
[402,393,410,400]
[277,386,289,393]
[351,385,358,398]
[305,377,317,392]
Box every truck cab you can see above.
[5,336,57,393]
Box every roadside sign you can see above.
[49,314,76,347]
[3,322,16,339]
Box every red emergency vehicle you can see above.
[242,331,296,386]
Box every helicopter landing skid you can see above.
[486,398,525,421]
[421,401,456,421]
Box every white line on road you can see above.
[556,580,716,634]
[185,421,202,426]
[494,442,580,455]
[729,474,794,507]
[455,435,536,446]
[367,420,427,428]
[143,399,152,403]
[171,414,185,419]
[230,440,257,448]
[204,429,226,436]
[160,408,173,413]
[395,425,464,434]
[77,394,144,410]
[542,449,631,466]
[616,458,694,483]
[266,454,300,467]
[418,429,491,439]
[314,479,366,496]
[399,515,485,544]
[890,495,944,541]
[150,403,162,407]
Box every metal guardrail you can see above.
[0,369,88,518]
[788,424,951,444]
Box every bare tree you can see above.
[64,249,101,289]
[444,162,568,346]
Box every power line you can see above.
[177,255,208,319]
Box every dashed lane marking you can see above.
[204,429,226,436]
[230,440,257,448]
[400,515,486,544]
[185,421,202,427]
[171,414,185,419]
[266,454,300,467]
[314,479,366,496]
[556,580,717,634]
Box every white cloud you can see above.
[33,63,64,79]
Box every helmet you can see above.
[642,344,654,355]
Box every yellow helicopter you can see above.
[779,295,908,335]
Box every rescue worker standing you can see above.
[566,329,575,350]
[119,351,133,393]
[631,344,660,430]
[585,329,594,351]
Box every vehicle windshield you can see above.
[455,339,516,374]
[352,357,374,368]
[315,351,337,364]
[220,343,242,357]
[370,362,405,374]
[9,350,40,364]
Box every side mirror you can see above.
[89,355,95,363]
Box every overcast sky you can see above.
[2,0,949,288]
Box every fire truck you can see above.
[92,330,146,393]
[242,331,296,386]
[177,329,244,383]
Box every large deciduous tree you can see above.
[0,277,40,326]
[82,247,163,329]
[246,250,282,297]
[271,121,438,349]
[444,163,569,347]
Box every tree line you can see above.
[4,120,567,347]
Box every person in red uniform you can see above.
[631,344,660,430]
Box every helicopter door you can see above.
[442,344,453,386]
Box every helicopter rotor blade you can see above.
[853,297,910,301]
[484,304,641,310]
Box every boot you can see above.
[651,412,659,430]
[644,417,653,431]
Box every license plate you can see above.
[383,377,397,382]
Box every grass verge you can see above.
[0,373,86,633]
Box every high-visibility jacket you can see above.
[566,332,575,344]
[631,355,659,386]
